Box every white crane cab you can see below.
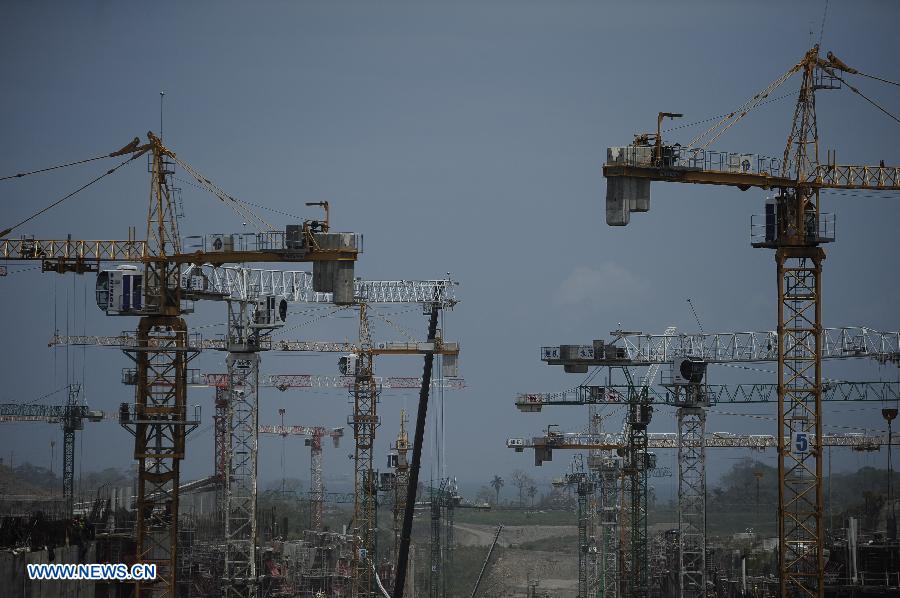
[95,265,143,315]
[339,354,358,376]
[251,294,288,328]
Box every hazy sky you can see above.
[1,1,898,502]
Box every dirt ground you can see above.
[453,523,579,597]
[455,522,577,547]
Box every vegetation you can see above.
[490,475,504,506]
[0,463,133,498]
[510,469,531,507]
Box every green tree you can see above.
[490,475,504,506]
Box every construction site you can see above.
[0,2,898,598]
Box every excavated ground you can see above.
[454,523,579,597]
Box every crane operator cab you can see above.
[96,265,142,315]
[251,294,288,329]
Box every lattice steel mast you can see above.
[553,455,597,598]
[0,133,362,598]
[672,374,707,598]
[600,47,900,597]
[352,303,379,597]
[119,134,196,598]
[221,300,263,598]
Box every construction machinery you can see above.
[508,430,887,461]
[602,47,900,597]
[0,384,103,513]
[258,423,344,532]
[175,271,453,598]
[516,380,900,411]
[535,321,898,598]
[51,270,457,597]
[426,477,460,598]
[389,410,411,562]
[537,324,899,597]
[259,289,458,597]
[2,133,362,598]
[552,455,597,598]
[50,321,460,598]
[508,410,886,598]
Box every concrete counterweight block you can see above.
[606,176,651,225]
[312,233,357,305]
[606,177,630,226]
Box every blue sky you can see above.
[1,0,898,500]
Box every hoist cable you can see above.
[0,153,115,182]
[170,155,273,233]
[827,68,900,126]
[687,62,802,151]
[0,153,141,237]
[662,91,797,134]
[855,71,900,89]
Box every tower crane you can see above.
[1,133,361,598]
[551,454,598,598]
[426,477,461,598]
[275,303,458,598]
[258,423,344,532]
[50,302,460,598]
[190,272,459,598]
[516,380,900,411]
[601,46,900,597]
[389,410,411,562]
[508,429,887,460]
[174,268,455,598]
[0,384,103,513]
[539,324,899,597]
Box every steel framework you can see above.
[516,380,900,410]
[599,47,900,597]
[553,457,597,598]
[351,303,379,598]
[223,329,260,598]
[624,386,650,598]
[675,386,706,598]
[2,133,362,598]
[182,265,457,307]
[599,455,621,598]
[392,410,410,560]
[0,385,103,513]
[258,424,343,532]
[511,431,887,453]
[540,326,900,367]
[120,316,198,598]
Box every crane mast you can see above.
[0,384,103,513]
[392,410,410,562]
[220,299,262,598]
[775,49,826,598]
[2,132,362,598]
[536,321,899,597]
[120,135,194,598]
[258,424,344,532]
[352,302,379,597]
[552,455,597,598]
[600,46,900,598]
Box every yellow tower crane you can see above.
[0,133,360,598]
[602,47,899,597]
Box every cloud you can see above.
[554,263,650,309]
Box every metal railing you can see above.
[607,145,793,178]
[750,211,835,245]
